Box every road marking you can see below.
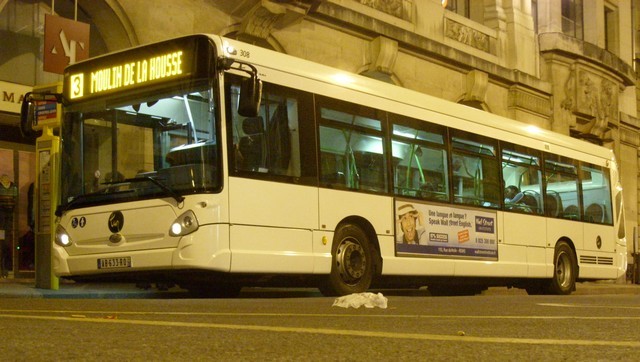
[1,309,640,320]
[538,303,640,310]
[0,313,638,348]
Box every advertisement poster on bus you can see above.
[395,200,497,260]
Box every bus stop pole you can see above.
[35,125,59,290]
[34,127,60,289]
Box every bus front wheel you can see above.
[320,223,374,296]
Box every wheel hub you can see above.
[556,252,572,288]
[337,240,366,283]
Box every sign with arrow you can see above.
[43,14,90,74]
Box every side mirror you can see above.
[238,76,262,117]
[19,92,62,137]
[20,92,37,138]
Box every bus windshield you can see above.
[59,87,219,211]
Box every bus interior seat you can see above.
[162,141,218,188]
[585,203,605,223]
[564,205,580,220]
[238,116,265,171]
[545,191,562,218]
[521,193,539,214]
[320,152,346,186]
[165,140,217,167]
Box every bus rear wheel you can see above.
[547,241,577,295]
[320,223,374,296]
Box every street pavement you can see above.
[0,277,186,299]
[1,276,639,298]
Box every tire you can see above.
[320,223,375,296]
[546,241,577,295]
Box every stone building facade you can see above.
[0,0,638,277]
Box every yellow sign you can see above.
[69,51,184,100]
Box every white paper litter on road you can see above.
[332,292,388,309]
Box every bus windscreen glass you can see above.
[60,88,219,211]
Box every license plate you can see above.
[97,256,132,269]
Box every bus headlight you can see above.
[169,210,199,236]
[55,224,73,247]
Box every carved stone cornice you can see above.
[620,126,640,147]
[619,113,640,147]
[445,18,491,54]
[238,0,311,40]
[356,0,412,21]
[360,36,398,78]
[508,85,552,118]
[313,0,549,93]
[559,64,620,140]
[539,32,636,87]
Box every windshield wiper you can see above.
[125,176,185,204]
[55,187,135,217]
[55,176,184,217]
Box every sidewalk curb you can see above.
[1,279,639,298]
[0,279,187,299]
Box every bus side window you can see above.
[226,75,315,183]
[501,145,543,215]
[581,163,612,224]
[450,131,500,208]
[390,115,449,202]
[236,116,265,171]
[317,96,387,192]
[234,99,292,174]
[544,155,579,220]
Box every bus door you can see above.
[501,146,546,276]
[226,77,317,274]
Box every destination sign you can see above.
[69,50,184,100]
[64,35,211,102]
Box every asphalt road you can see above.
[1,291,639,361]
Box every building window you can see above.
[561,0,583,40]
[604,3,618,54]
[532,0,538,33]
[445,0,470,18]
[445,0,486,24]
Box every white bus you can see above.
[24,34,626,296]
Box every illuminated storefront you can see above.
[0,0,107,277]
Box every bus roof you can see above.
[63,33,614,164]
[215,34,614,164]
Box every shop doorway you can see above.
[0,148,35,278]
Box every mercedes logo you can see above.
[108,211,124,233]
